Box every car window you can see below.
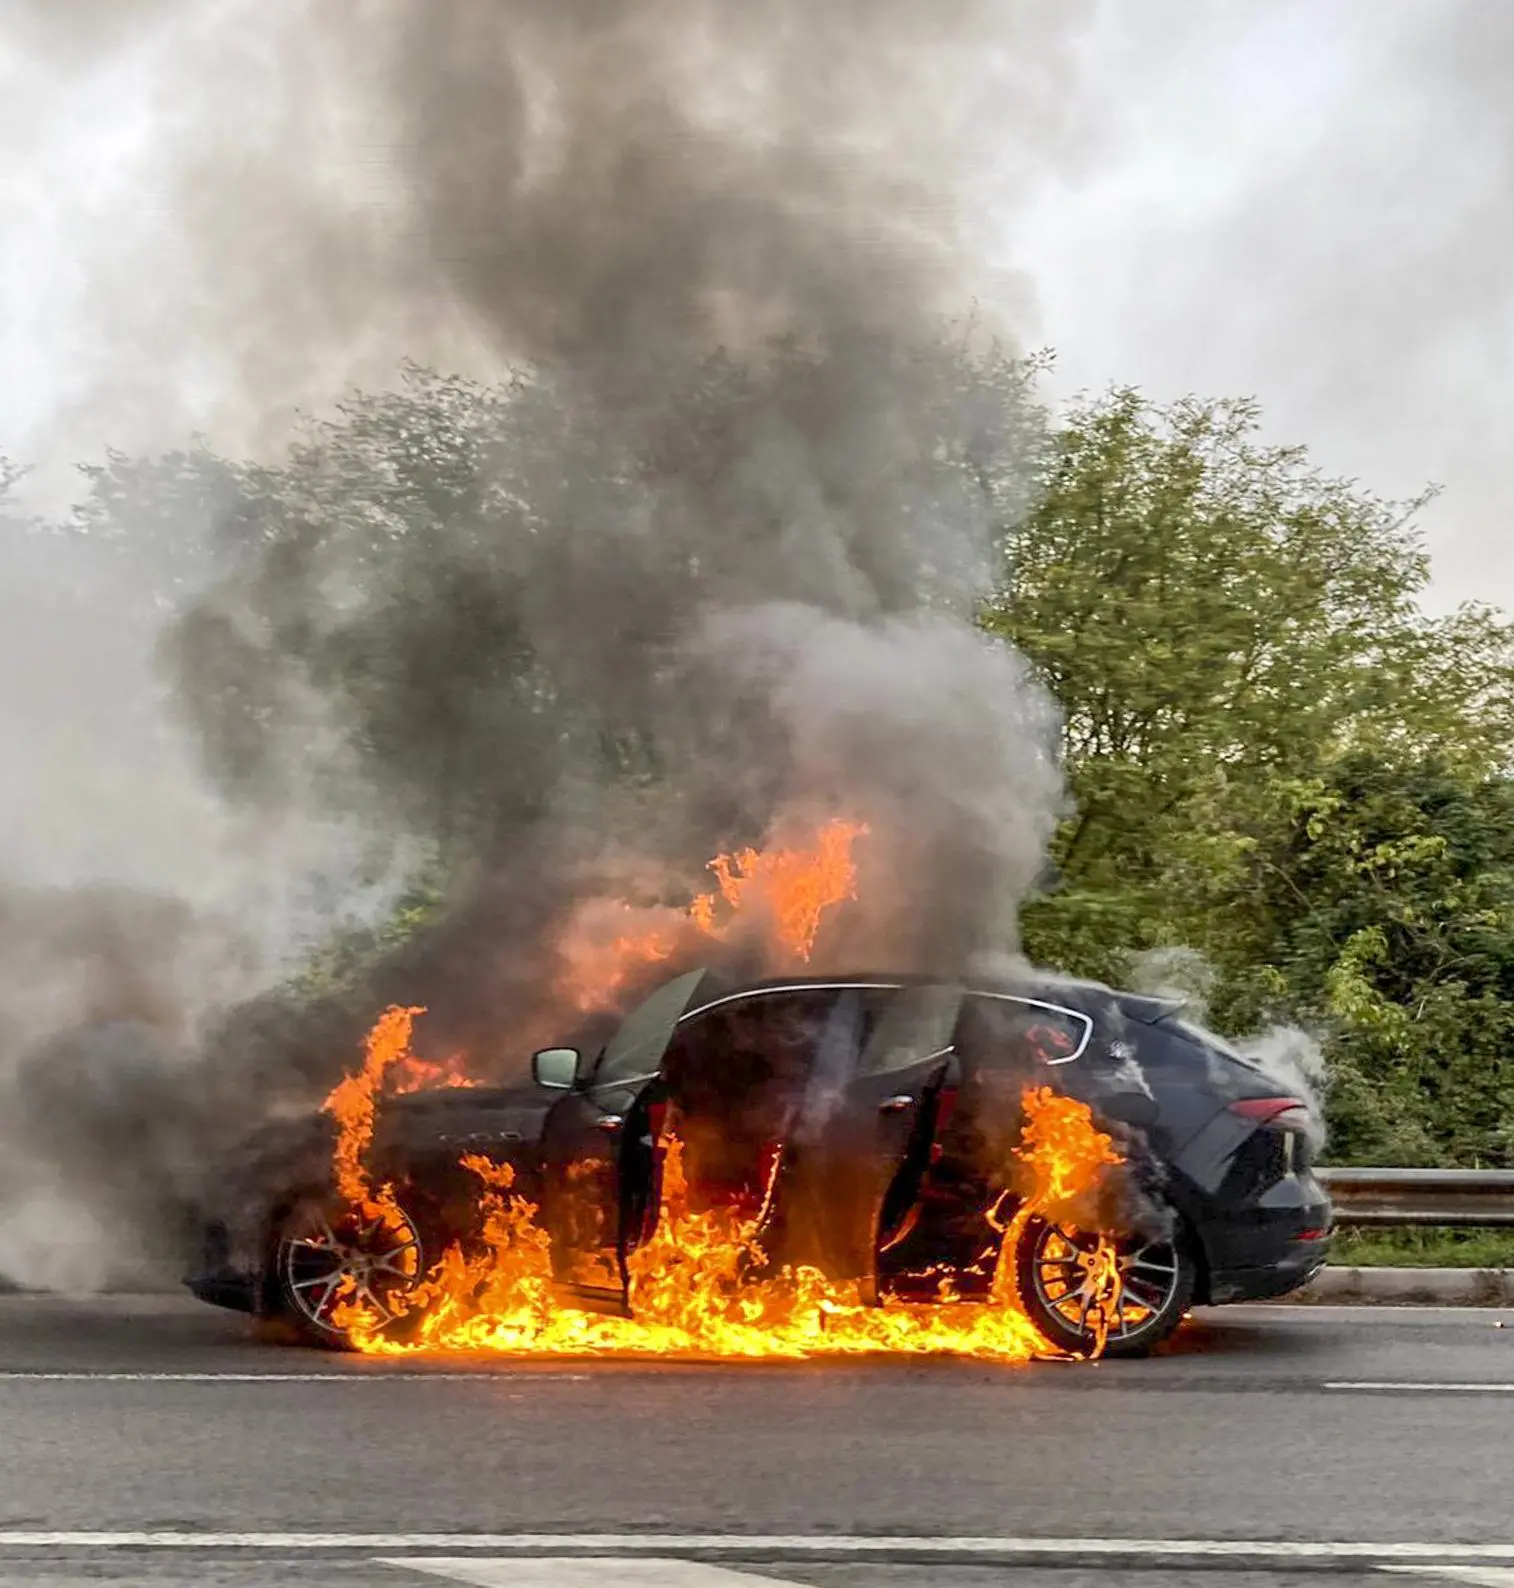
[955,993,1091,1070]
[593,968,711,1086]
[853,983,963,1078]
[660,988,849,1113]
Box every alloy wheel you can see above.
[1029,1222,1182,1348]
[277,1197,424,1339]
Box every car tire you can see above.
[269,1193,428,1351]
[1013,1212,1195,1359]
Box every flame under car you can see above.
[186,969,1334,1359]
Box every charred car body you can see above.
[187,968,1333,1357]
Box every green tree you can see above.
[986,388,1514,985]
[985,388,1514,1163]
[1252,756,1514,1165]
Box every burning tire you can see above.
[1014,1214,1193,1359]
[270,1194,426,1350]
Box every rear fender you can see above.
[1167,1105,1261,1197]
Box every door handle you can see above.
[879,1095,915,1113]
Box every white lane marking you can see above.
[1326,1382,1514,1394]
[388,1561,794,1588]
[0,1371,590,1383]
[1380,1569,1514,1585]
[0,1534,1513,1563]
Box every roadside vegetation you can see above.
[1330,1228,1514,1269]
[13,342,1514,1172]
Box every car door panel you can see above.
[537,1086,636,1296]
[886,992,1101,1291]
[786,985,963,1295]
[535,969,711,1304]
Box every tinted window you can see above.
[660,989,847,1114]
[854,984,962,1077]
[955,994,1090,1071]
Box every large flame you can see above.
[389,1051,478,1096]
[328,1065,1126,1361]
[316,821,1130,1361]
[694,817,869,961]
[323,1004,423,1210]
[558,818,868,1012]
[322,1004,475,1153]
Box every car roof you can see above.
[688,969,1160,1016]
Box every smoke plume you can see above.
[155,0,1084,1017]
[0,2,1090,1286]
[1128,946,1329,1149]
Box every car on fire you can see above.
[186,968,1333,1358]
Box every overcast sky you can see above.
[2,0,1509,614]
[1014,0,1514,615]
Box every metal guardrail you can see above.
[1318,1167,1514,1228]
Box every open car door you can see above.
[790,983,963,1301]
[536,968,710,1310]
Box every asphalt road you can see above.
[0,1295,1511,1587]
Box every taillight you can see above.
[1229,1097,1313,1131]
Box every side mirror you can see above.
[532,1046,581,1091]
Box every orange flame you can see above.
[697,818,869,962]
[559,818,868,1012]
[990,1084,1121,1230]
[389,1052,478,1096]
[332,1072,1126,1363]
[322,1005,424,1209]
[315,822,1130,1362]
[989,1086,1126,1354]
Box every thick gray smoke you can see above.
[0,464,421,1288]
[156,0,1078,1054]
[0,3,1089,1286]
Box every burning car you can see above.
[186,966,1333,1359]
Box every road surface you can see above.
[0,1295,1510,1586]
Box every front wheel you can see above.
[270,1194,427,1350]
[1014,1214,1194,1359]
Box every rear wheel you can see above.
[1014,1214,1194,1359]
[271,1194,426,1350]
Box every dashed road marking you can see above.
[1379,1569,1514,1586]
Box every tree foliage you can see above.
[1252,757,1514,1164]
[989,389,1514,1162]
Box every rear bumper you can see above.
[1196,1169,1334,1304]
[1207,1237,1332,1303]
